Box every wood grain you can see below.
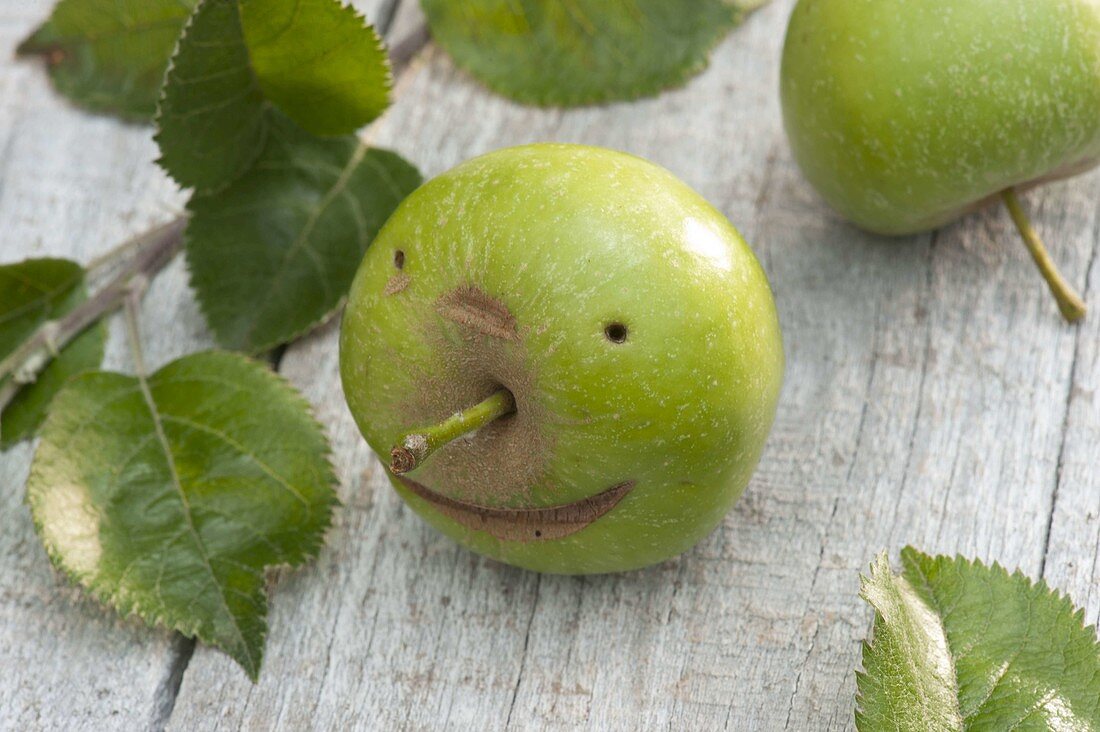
[1,0,1097,729]
[170,0,1100,730]
[0,2,201,729]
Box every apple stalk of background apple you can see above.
[1000,190,1086,322]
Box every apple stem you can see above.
[1001,189,1087,323]
[390,389,516,474]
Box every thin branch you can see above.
[123,275,151,378]
[2,20,424,421]
[85,227,161,276]
[0,217,186,415]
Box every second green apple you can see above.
[340,144,783,574]
[781,0,1100,320]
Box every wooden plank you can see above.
[1042,176,1100,625]
[170,1,1100,730]
[0,0,1095,728]
[0,2,203,728]
[775,178,1096,729]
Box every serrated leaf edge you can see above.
[855,547,1100,730]
[855,551,963,731]
[154,0,394,193]
[183,144,420,355]
[244,0,393,133]
[25,350,339,681]
[899,547,1100,641]
[153,0,270,194]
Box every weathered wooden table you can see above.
[2,1,1098,729]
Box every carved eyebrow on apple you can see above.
[435,285,518,340]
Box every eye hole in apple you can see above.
[604,322,628,344]
[393,250,405,269]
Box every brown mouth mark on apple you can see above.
[397,475,636,542]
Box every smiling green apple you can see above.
[339,144,783,574]
[781,0,1100,321]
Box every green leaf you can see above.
[155,0,267,191]
[156,0,391,191]
[185,112,421,353]
[239,0,392,136]
[26,351,337,680]
[856,548,1100,731]
[0,259,105,447]
[420,0,765,107]
[17,0,199,121]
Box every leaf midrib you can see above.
[160,412,311,507]
[241,139,368,348]
[134,368,254,670]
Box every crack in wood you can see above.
[1040,211,1100,578]
[505,575,541,731]
[782,496,840,730]
[147,635,194,732]
[885,230,939,543]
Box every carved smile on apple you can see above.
[396,475,637,542]
[339,144,784,575]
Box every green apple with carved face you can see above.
[339,144,783,574]
[781,0,1100,321]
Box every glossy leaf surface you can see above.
[27,351,337,679]
[185,113,422,353]
[157,0,391,191]
[857,548,1100,731]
